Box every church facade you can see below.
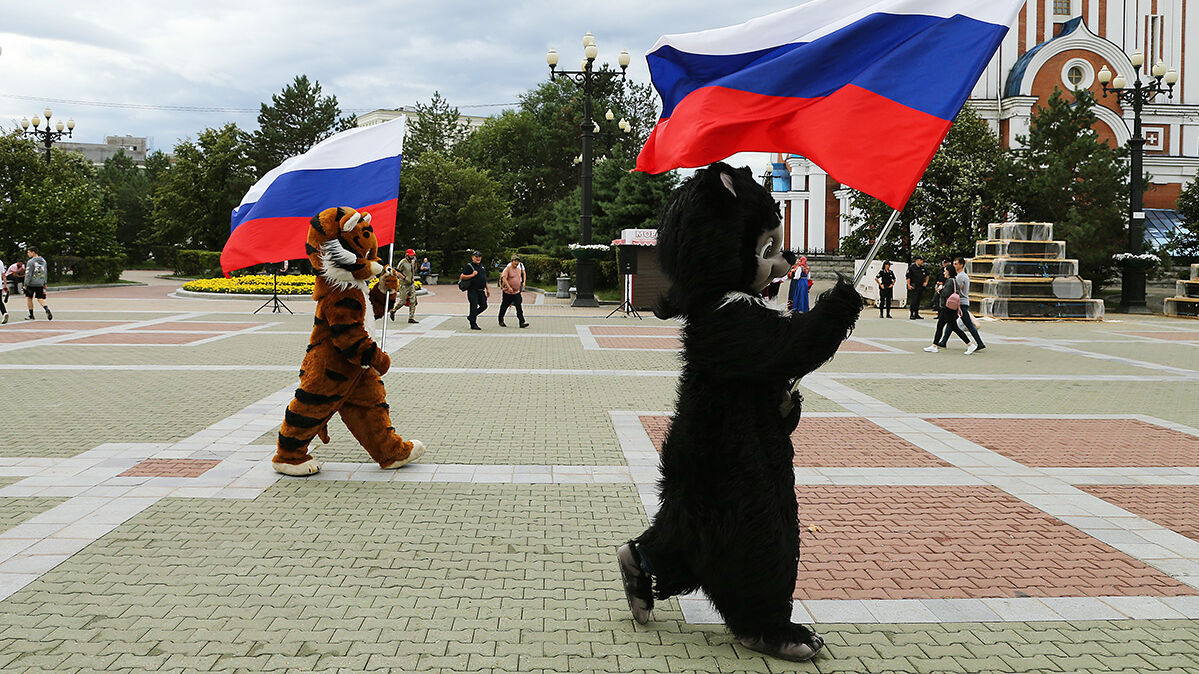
[770,0,1199,254]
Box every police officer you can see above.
[875,260,896,318]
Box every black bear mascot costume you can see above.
[618,163,862,662]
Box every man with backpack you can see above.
[24,247,52,321]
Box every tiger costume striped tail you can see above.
[272,206,424,476]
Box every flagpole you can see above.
[851,208,902,286]
[380,244,395,354]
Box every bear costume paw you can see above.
[617,542,654,625]
[272,458,322,476]
[738,625,826,662]
[381,440,425,469]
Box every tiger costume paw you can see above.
[272,459,322,476]
[381,440,425,469]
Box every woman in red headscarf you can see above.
[787,255,812,312]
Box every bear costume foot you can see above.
[738,625,826,662]
[272,458,322,476]
[381,440,425,469]
[617,542,654,624]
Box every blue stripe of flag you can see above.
[230,155,402,231]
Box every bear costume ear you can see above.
[719,173,737,197]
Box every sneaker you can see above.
[498,320,506,327]
[739,628,825,662]
[519,322,529,328]
[964,343,978,355]
[408,318,419,324]
[469,324,482,331]
[617,543,653,625]
[25,314,34,321]
[1,313,7,324]
[45,308,52,321]
[975,345,986,352]
[922,344,939,353]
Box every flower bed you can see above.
[183,274,419,295]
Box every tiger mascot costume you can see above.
[272,206,425,476]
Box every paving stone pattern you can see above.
[0,497,66,532]
[1080,486,1199,542]
[929,418,1199,467]
[641,415,949,467]
[793,486,1198,601]
[119,459,221,478]
[0,370,297,458]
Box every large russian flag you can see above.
[636,0,1023,210]
[221,117,406,275]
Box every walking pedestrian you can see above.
[875,260,895,318]
[23,247,52,321]
[460,250,489,330]
[923,265,971,353]
[906,256,929,319]
[497,255,529,328]
[391,248,419,323]
[952,257,985,353]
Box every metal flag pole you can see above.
[380,243,395,353]
[851,208,903,286]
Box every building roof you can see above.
[1005,17,1084,98]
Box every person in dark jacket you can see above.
[459,251,490,330]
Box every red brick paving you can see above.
[927,418,1199,467]
[119,459,220,478]
[0,330,63,343]
[595,336,682,350]
[64,332,207,345]
[0,321,127,331]
[589,326,679,336]
[1080,485,1199,542]
[793,485,1198,600]
[130,321,255,332]
[640,415,948,467]
[1121,331,1199,342]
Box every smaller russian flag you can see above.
[636,0,1023,210]
[221,117,407,276]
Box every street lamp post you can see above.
[20,107,75,164]
[1097,53,1178,312]
[548,33,631,307]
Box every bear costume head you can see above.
[655,162,796,318]
[307,206,385,287]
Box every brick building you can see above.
[770,0,1199,253]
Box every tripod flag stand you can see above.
[254,261,294,314]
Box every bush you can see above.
[47,255,126,284]
[521,254,564,285]
[175,249,223,278]
[149,246,178,267]
[558,259,619,289]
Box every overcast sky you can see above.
[1,0,802,171]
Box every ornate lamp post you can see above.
[20,107,75,164]
[572,109,632,166]
[1097,53,1178,312]
[548,33,631,307]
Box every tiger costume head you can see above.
[307,206,385,287]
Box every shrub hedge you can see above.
[175,250,224,278]
[48,255,127,283]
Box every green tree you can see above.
[98,150,154,262]
[455,72,660,249]
[0,131,121,263]
[153,123,255,251]
[1008,88,1129,285]
[250,75,353,174]
[840,104,1009,262]
[398,151,511,262]
[405,91,469,165]
[1170,178,1199,256]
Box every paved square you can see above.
[929,418,1199,467]
[0,273,1197,672]
[641,415,950,466]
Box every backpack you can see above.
[26,257,48,287]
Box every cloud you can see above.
[2,0,803,152]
